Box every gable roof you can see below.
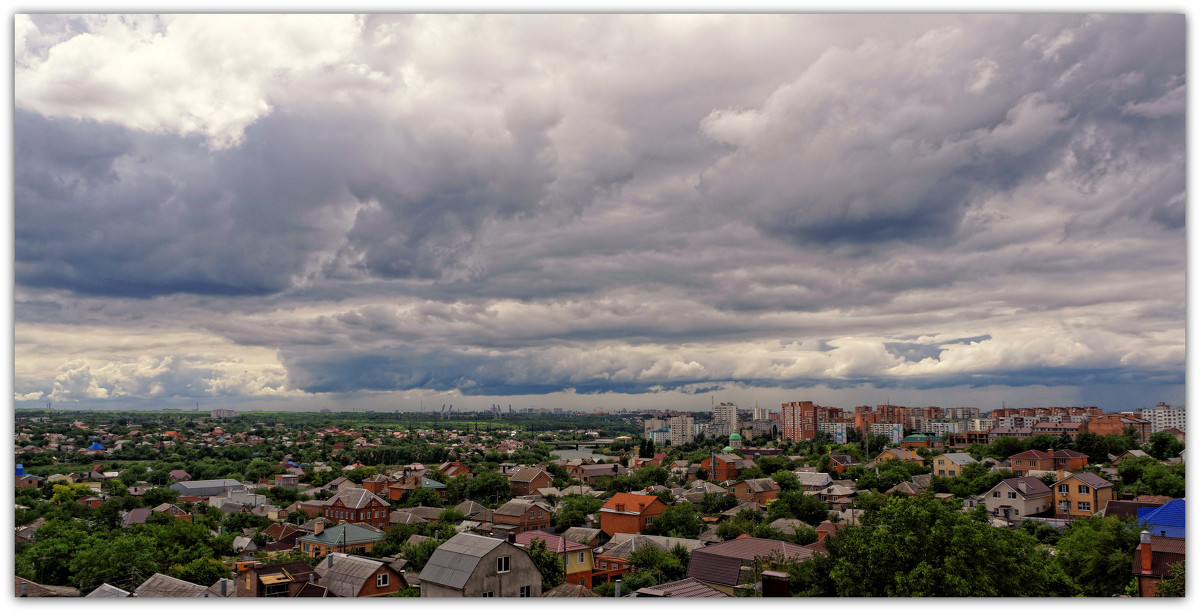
[993,476,1052,498]
[795,472,832,487]
[543,583,601,597]
[601,534,705,559]
[513,530,589,553]
[315,553,393,597]
[938,453,976,465]
[325,487,390,510]
[300,523,384,546]
[561,527,602,545]
[687,538,813,587]
[1058,472,1113,489]
[732,478,779,493]
[634,576,729,598]
[494,498,551,516]
[1137,499,1185,537]
[509,467,550,483]
[601,492,662,515]
[85,583,131,598]
[133,573,209,597]
[418,533,508,590]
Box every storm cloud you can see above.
[12,14,1185,411]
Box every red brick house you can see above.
[437,461,471,478]
[1007,449,1088,476]
[315,553,407,597]
[322,488,391,530]
[599,493,667,536]
[490,499,553,536]
[508,467,553,497]
[568,463,629,484]
[1132,532,1185,597]
[699,454,751,482]
[727,478,780,505]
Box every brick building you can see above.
[599,493,667,536]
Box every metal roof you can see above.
[85,583,130,598]
[634,577,729,598]
[418,533,506,590]
[686,538,814,587]
[133,573,209,598]
[316,553,390,597]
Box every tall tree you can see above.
[526,537,565,590]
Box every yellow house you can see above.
[514,530,596,588]
[874,448,925,466]
[930,453,977,478]
[1051,471,1114,519]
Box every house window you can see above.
[645,517,653,525]
[1077,485,1090,494]
[520,586,531,597]
[377,573,389,588]
[1077,501,1091,511]
[530,511,535,519]
[1008,492,1017,499]
[482,591,495,597]
[600,562,607,570]
[992,492,1000,498]
[938,470,944,476]
[497,556,511,573]
[578,552,585,564]
[1058,485,1068,495]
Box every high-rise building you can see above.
[1136,403,1186,433]
[753,406,770,421]
[711,403,739,438]
[667,414,695,446]
[781,401,817,441]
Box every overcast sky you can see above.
[10,13,1186,413]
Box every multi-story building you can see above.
[1136,403,1186,433]
[1082,414,1151,444]
[643,418,668,439]
[711,403,739,438]
[753,406,771,421]
[870,422,904,444]
[667,414,695,446]
[1052,472,1114,519]
[782,401,817,441]
[943,407,981,420]
[817,422,848,444]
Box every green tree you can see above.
[167,557,231,586]
[647,501,703,538]
[801,494,1059,596]
[627,542,689,585]
[768,490,831,525]
[70,533,163,593]
[142,487,179,508]
[526,537,565,590]
[404,487,443,508]
[1053,513,1142,596]
[1155,561,1185,597]
[466,472,513,507]
[771,470,801,492]
[1145,432,1184,461]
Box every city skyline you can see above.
[12,14,1186,414]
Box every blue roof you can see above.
[1137,499,1185,538]
[87,442,106,450]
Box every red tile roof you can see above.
[513,530,589,553]
[602,493,661,515]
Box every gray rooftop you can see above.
[132,573,209,598]
[418,533,507,590]
[316,553,390,597]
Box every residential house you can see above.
[235,561,319,597]
[1084,414,1150,444]
[1131,532,1185,597]
[167,469,192,482]
[699,454,752,482]
[1007,449,1088,476]
[508,467,553,497]
[1111,449,1150,466]
[982,476,1053,522]
[1052,472,1114,519]
[594,534,705,585]
[14,576,80,598]
[418,533,544,597]
[727,478,780,505]
[827,455,860,474]
[490,499,553,536]
[686,538,815,595]
[513,530,594,587]
[298,522,386,557]
[1137,499,1185,538]
[314,553,407,597]
[930,453,977,477]
[568,463,629,484]
[900,434,942,449]
[323,488,391,530]
[795,472,833,491]
[873,448,925,466]
[599,492,667,536]
[170,478,245,498]
[131,573,225,598]
[152,503,193,522]
[437,461,471,478]
[561,527,604,548]
[543,583,601,598]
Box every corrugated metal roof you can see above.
[418,533,505,590]
[316,553,388,597]
[85,583,130,598]
[133,573,209,597]
[686,538,814,587]
[635,577,729,598]
[543,583,601,597]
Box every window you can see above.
[992,491,1001,498]
[938,459,944,465]
[1058,485,1068,495]
[1077,485,1090,494]
[530,511,535,519]
[497,556,511,573]
[1077,501,1091,511]
[482,591,495,597]
[377,573,389,588]
[1008,492,1017,499]
[938,470,944,476]
[578,552,585,565]
[520,586,532,597]
[600,562,607,570]
[645,517,653,525]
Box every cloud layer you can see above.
[13,14,1185,410]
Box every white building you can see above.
[753,406,771,421]
[667,415,695,446]
[870,423,904,443]
[711,403,739,438]
[1137,403,1186,433]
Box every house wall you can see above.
[350,567,405,596]
[984,483,1051,519]
[599,510,642,536]
[423,543,544,597]
[1053,477,1113,519]
[563,550,594,588]
[510,472,553,497]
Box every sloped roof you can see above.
[1060,471,1113,489]
[316,553,390,597]
[939,453,976,465]
[602,534,705,560]
[1138,499,1185,537]
[995,476,1052,498]
[509,467,549,483]
[601,492,661,514]
[133,573,209,597]
[419,533,507,590]
[454,500,489,518]
[767,518,810,535]
[513,530,589,553]
[85,583,130,598]
[15,576,80,597]
[300,523,384,546]
[795,472,832,487]
[389,511,429,525]
[733,478,779,493]
[494,498,551,516]
[543,583,601,597]
[687,538,813,587]
[561,527,602,545]
[325,487,390,510]
[406,506,446,521]
[634,577,729,598]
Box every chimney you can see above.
[20,581,27,597]
[1140,531,1152,573]
[220,579,227,597]
[614,578,621,598]
[762,570,791,597]
[313,520,324,535]
[1016,481,1026,493]
[1056,469,1064,482]
[613,465,618,473]
[507,533,516,543]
